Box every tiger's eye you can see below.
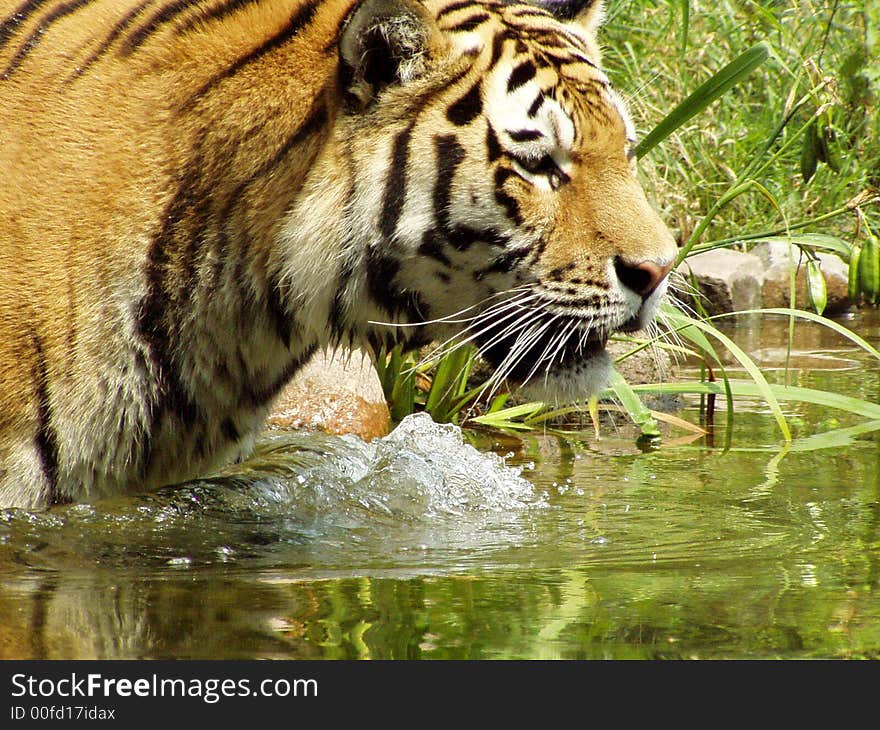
[515,154,569,189]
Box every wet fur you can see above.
[0,0,676,508]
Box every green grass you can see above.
[604,0,879,246]
[373,0,880,446]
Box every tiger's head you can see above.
[298,0,677,401]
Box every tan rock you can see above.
[751,241,851,314]
[607,336,672,383]
[675,248,764,316]
[266,348,390,441]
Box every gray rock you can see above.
[751,241,851,314]
[675,248,764,315]
[607,336,672,384]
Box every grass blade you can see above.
[679,0,690,59]
[674,315,792,441]
[470,401,546,430]
[712,308,880,361]
[636,42,770,159]
[629,380,880,421]
[609,369,661,438]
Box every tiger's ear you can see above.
[534,0,604,35]
[339,0,440,108]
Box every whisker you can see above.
[447,315,548,409]
[421,292,547,361]
[479,313,561,401]
[516,315,569,389]
[544,317,578,374]
[412,292,544,370]
[368,285,534,329]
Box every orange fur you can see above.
[0,0,676,508]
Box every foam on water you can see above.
[216,412,544,518]
[356,413,541,516]
[0,413,545,573]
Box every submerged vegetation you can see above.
[375,0,880,444]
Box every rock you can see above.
[607,336,672,383]
[608,334,680,412]
[266,348,390,441]
[751,241,851,314]
[675,248,764,316]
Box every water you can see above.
[1,311,878,659]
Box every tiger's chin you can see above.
[476,331,614,404]
[519,347,614,404]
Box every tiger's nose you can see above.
[614,256,674,298]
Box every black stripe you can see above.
[69,0,155,80]
[379,123,414,242]
[493,166,522,225]
[488,29,508,67]
[510,7,553,19]
[203,114,277,294]
[137,169,203,433]
[30,332,64,506]
[225,103,327,228]
[447,225,507,252]
[476,247,529,278]
[527,92,545,117]
[542,48,597,69]
[431,134,509,254]
[123,0,200,55]
[446,81,482,126]
[182,0,320,109]
[486,124,502,162]
[507,59,536,93]
[530,32,568,49]
[432,135,465,247]
[220,417,239,442]
[507,128,543,142]
[329,257,355,340]
[228,103,327,347]
[179,166,213,304]
[241,342,318,408]
[525,234,550,268]
[366,248,400,314]
[556,28,592,54]
[435,0,475,20]
[418,230,452,266]
[265,272,295,349]
[546,262,577,280]
[444,12,489,32]
[133,95,324,436]
[364,248,429,322]
[175,0,261,35]
[1,0,93,79]
[0,0,51,51]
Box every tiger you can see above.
[0,0,677,509]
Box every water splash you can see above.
[0,413,545,573]
[207,412,544,519]
[357,413,541,517]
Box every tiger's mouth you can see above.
[458,285,664,398]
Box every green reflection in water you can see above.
[1,312,879,659]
